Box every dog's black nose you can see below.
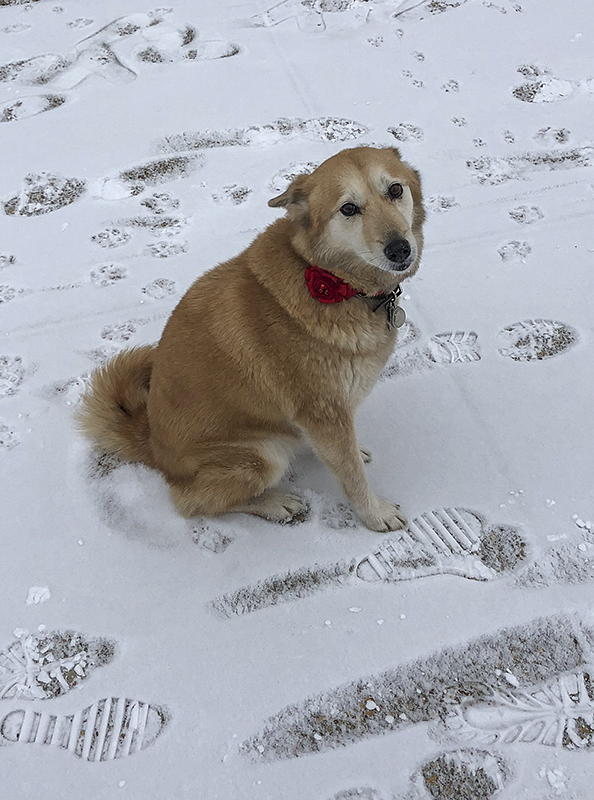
[384,237,411,267]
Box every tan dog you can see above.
[79,146,424,532]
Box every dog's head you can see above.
[268,147,425,294]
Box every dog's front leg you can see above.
[300,410,407,532]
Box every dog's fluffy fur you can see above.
[79,147,424,531]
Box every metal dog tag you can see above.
[371,287,406,330]
[386,296,406,330]
[374,291,406,330]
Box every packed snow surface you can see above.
[1,0,593,798]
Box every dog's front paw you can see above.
[359,498,408,532]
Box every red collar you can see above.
[304,264,360,304]
[304,264,405,329]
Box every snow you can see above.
[1,0,594,798]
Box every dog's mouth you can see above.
[388,258,414,273]
[382,236,415,272]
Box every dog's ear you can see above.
[268,173,310,223]
[389,146,402,161]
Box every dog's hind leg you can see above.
[232,487,306,523]
[167,439,305,522]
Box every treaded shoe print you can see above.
[498,320,578,361]
[357,508,526,582]
[212,509,527,617]
[381,331,480,378]
[0,630,115,700]
[444,670,594,749]
[0,698,168,760]
[242,614,594,760]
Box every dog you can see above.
[79,146,425,532]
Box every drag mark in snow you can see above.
[211,561,356,618]
[155,117,369,154]
[212,509,527,618]
[498,320,578,362]
[242,614,594,761]
[444,670,594,750]
[0,698,168,761]
[0,629,115,701]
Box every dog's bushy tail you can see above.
[77,345,156,464]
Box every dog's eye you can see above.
[340,202,359,217]
[388,182,404,199]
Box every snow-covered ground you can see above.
[1,0,594,797]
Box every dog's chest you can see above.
[341,349,389,407]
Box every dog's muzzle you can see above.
[384,237,413,272]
